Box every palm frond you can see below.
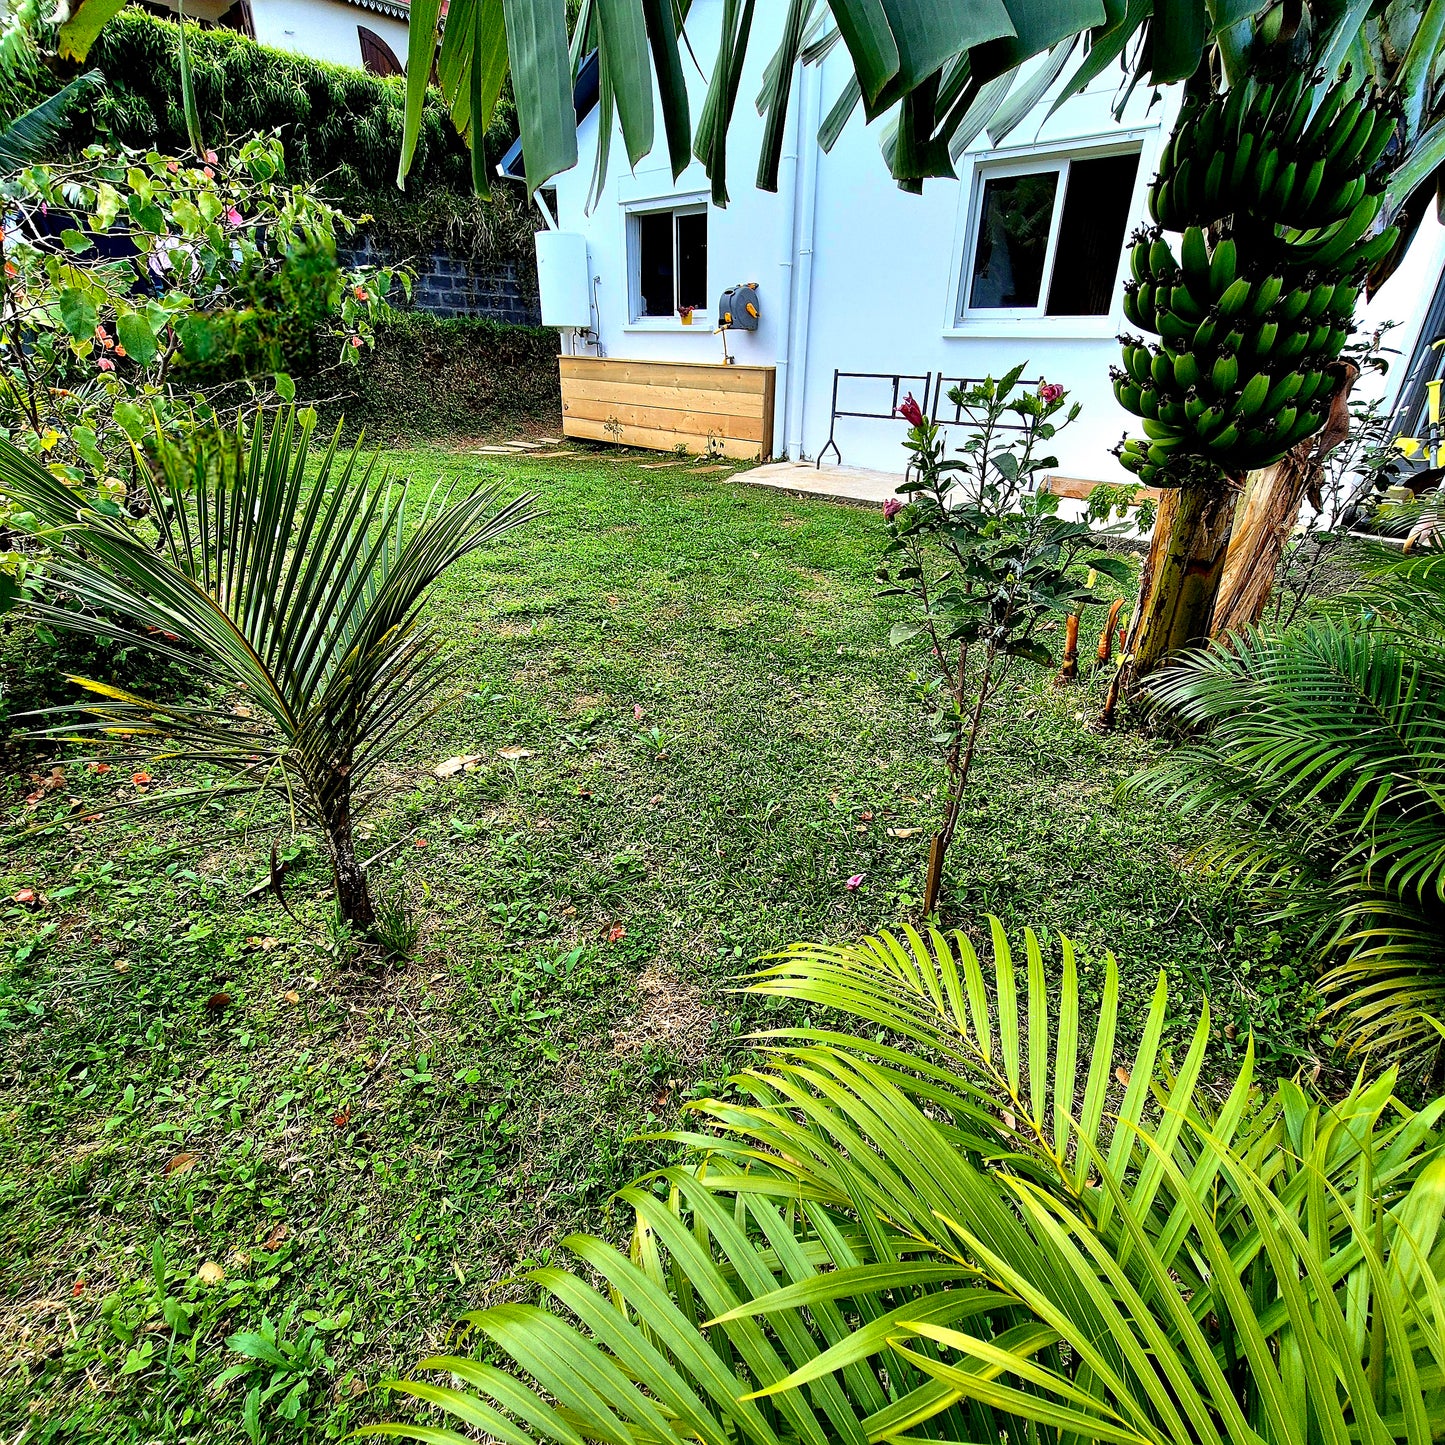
[1129,597,1445,1057]
[371,919,1445,1445]
[0,410,533,921]
[0,71,104,173]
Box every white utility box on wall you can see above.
[536,232,591,329]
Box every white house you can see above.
[142,0,412,77]
[538,0,1445,485]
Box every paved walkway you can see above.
[737,460,905,508]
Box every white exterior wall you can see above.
[251,0,408,72]
[552,0,1445,482]
[551,0,1178,482]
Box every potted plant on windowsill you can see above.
[678,304,696,326]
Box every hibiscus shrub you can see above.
[878,366,1131,913]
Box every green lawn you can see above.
[0,441,1322,1443]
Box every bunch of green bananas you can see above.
[1113,68,1399,487]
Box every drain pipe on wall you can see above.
[771,59,803,459]
[785,57,822,460]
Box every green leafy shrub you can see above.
[310,311,560,442]
[74,9,537,275]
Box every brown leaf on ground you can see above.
[434,754,483,778]
[263,1221,289,1249]
[1115,1066,1132,1088]
[282,991,301,1005]
[887,827,922,838]
[498,746,534,761]
[197,1261,225,1285]
[205,992,231,1013]
[165,1152,198,1176]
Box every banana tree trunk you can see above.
[1208,447,1314,639]
[1208,364,1357,640]
[1124,480,1239,677]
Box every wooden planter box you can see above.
[560,356,774,461]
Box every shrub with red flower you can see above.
[1038,381,1065,405]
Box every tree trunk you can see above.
[1208,364,1358,640]
[1124,479,1239,678]
[1208,448,1313,639]
[320,778,375,931]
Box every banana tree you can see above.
[367,919,1445,1445]
[0,410,533,930]
[1115,0,1445,674]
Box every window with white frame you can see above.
[628,202,708,321]
[958,146,1141,321]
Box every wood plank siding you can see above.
[560,357,775,461]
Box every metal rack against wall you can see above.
[815,370,933,467]
[817,369,1041,475]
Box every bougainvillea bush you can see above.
[0,131,404,588]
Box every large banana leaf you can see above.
[368,920,1445,1445]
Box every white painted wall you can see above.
[552,0,1445,484]
[552,1,1178,482]
[251,0,408,72]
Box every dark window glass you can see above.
[968,170,1058,309]
[1046,152,1141,315]
[637,211,674,317]
[676,211,707,310]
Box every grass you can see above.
[0,440,1325,1443]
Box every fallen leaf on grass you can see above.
[282,990,301,1005]
[1115,1066,1132,1088]
[434,754,483,778]
[263,1221,289,1249]
[332,1108,351,1130]
[246,936,279,952]
[633,704,645,721]
[11,888,37,905]
[498,746,534,761]
[72,1278,84,1297]
[113,960,130,973]
[206,992,231,1013]
[606,924,626,943]
[886,827,922,838]
[197,1261,225,1286]
[131,772,153,787]
[165,1152,198,1176]
[648,794,664,806]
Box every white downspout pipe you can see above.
[786,57,822,460]
[771,58,803,460]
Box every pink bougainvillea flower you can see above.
[96,357,115,372]
[353,285,369,302]
[93,324,107,339]
[1038,381,1065,404]
[204,149,218,164]
[349,335,363,348]
[114,345,127,358]
[203,166,215,179]
[883,496,903,520]
[225,207,244,227]
[896,393,924,427]
[845,874,865,891]
[166,161,180,173]
[607,923,626,943]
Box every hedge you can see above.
[78,8,512,198]
[306,312,561,441]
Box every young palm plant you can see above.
[0,409,533,929]
[368,919,1445,1445]
[1126,548,1445,1061]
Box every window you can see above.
[629,204,707,321]
[959,148,1141,321]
